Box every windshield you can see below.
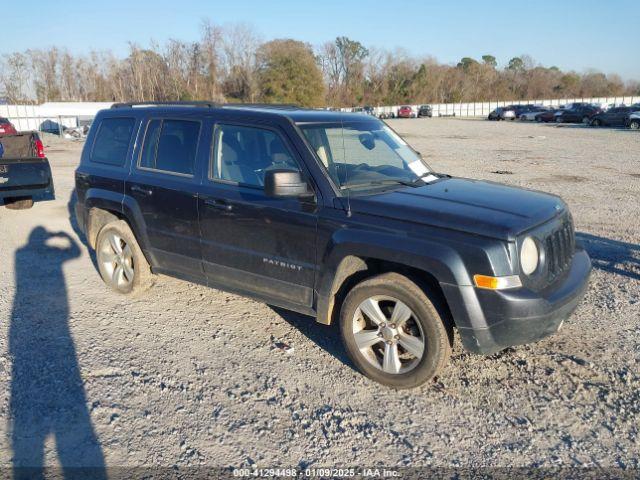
[299,120,432,192]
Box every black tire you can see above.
[4,197,34,210]
[339,272,452,389]
[581,116,590,125]
[536,116,543,123]
[95,220,154,295]
[629,120,640,130]
[591,119,601,127]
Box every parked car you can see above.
[0,117,18,136]
[518,106,549,121]
[488,106,515,121]
[74,102,591,388]
[397,105,416,118]
[626,112,640,130]
[353,106,375,117]
[589,106,640,127]
[0,132,53,209]
[556,105,602,124]
[534,109,562,123]
[418,105,432,118]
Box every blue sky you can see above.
[4,0,639,80]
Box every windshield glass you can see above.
[299,120,432,192]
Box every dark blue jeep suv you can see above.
[75,102,591,388]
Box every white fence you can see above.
[2,97,640,134]
[0,102,113,134]
[353,96,640,118]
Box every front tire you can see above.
[96,220,154,295]
[339,272,452,389]
[3,197,34,210]
[629,120,640,130]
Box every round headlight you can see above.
[520,237,539,275]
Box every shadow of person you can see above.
[9,227,106,479]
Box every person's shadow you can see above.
[9,227,106,479]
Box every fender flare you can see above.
[315,229,472,324]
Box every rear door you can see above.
[126,116,206,282]
[198,121,318,308]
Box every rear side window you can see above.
[139,119,200,176]
[91,117,135,166]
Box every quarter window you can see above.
[139,119,201,175]
[91,117,135,166]
[212,124,299,187]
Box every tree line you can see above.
[1,21,638,107]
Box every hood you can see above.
[348,177,565,241]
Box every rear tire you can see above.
[581,116,590,124]
[3,197,34,210]
[96,220,154,295]
[339,272,452,389]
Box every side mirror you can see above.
[264,168,313,199]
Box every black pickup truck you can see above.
[0,132,54,209]
[74,102,591,388]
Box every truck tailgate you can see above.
[0,157,55,201]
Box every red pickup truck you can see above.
[0,117,18,136]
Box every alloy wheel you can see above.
[351,295,425,374]
[98,231,135,289]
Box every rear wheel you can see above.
[629,120,640,130]
[96,220,154,295]
[591,119,601,127]
[3,197,34,210]
[339,272,452,389]
[581,116,590,124]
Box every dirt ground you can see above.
[0,119,638,472]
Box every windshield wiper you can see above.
[340,179,420,190]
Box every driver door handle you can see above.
[131,185,153,196]
[201,196,233,211]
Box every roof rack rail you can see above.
[111,101,219,109]
[224,103,302,110]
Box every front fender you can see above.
[315,228,473,324]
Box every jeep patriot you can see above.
[74,102,591,388]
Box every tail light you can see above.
[35,138,45,158]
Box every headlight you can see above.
[520,237,539,275]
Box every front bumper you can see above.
[441,248,592,354]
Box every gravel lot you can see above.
[0,119,638,473]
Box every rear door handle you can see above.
[131,185,153,196]
[201,196,233,211]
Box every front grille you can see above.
[544,218,575,280]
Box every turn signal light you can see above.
[474,274,522,290]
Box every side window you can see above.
[138,119,201,175]
[91,117,135,166]
[212,124,299,187]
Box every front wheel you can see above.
[96,220,154,295]
[339,273,452,389]
[629,120,640,130]
[581,116,590,124]
[3,197,34,210]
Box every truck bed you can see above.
[0,133,55,207]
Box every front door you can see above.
[198,122,318,308]
[126,117,205,282]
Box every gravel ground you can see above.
[0,120,638,473]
